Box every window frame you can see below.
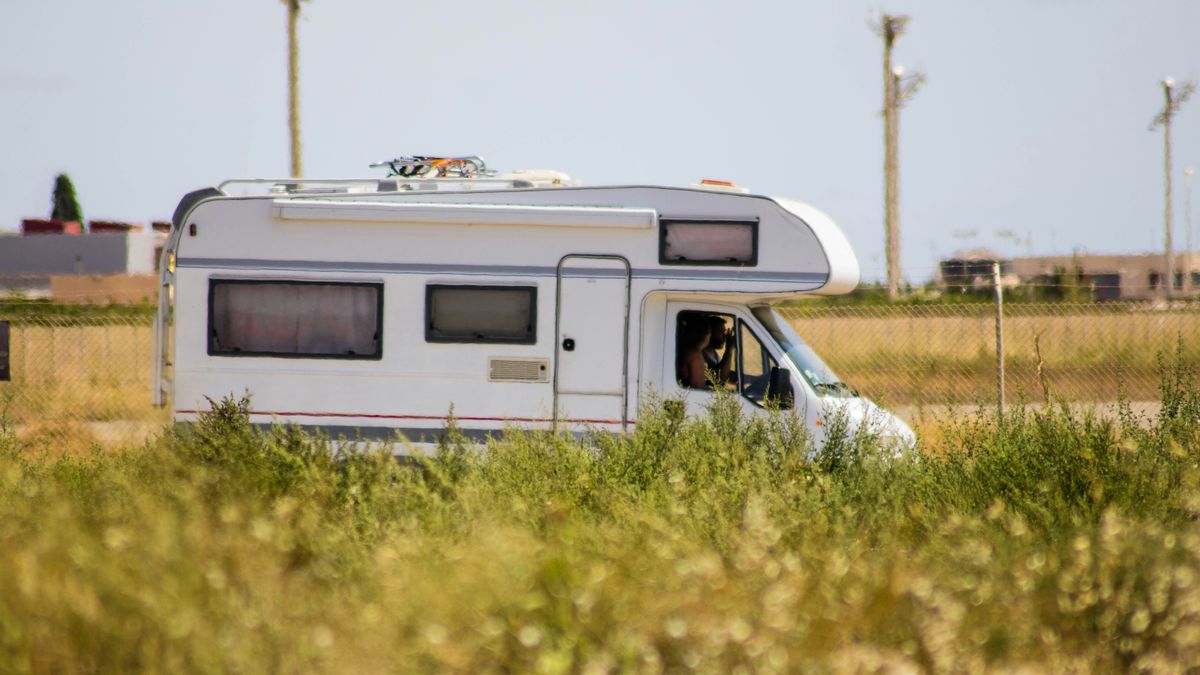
[658,217,760,267]
[735,319,779,407]
[207,278,384,360]
[424,284,538,345]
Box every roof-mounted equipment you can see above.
[369,156,492,179]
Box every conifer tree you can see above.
[51,173,84,226]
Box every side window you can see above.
[676,311,736,390]
[426,285,536,344]
[737,321,777,406]
[208,280,382,359]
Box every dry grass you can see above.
[783,303,1200,405]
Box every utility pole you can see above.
[1186,167,1195,295]
[874,14,923,300]
[1151,77,1194,300]
[286,0,305,178]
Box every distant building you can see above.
[938,248,1017,290]
[1,219,167,298]
[937,250,1200,301]
[20,218,82,235]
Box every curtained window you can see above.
[209,280,382,359]
[660,219,758,266]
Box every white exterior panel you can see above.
[160,181,876,448]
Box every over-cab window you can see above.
[209,280,382,359]
[426,285,536,344]
[659,219,758,266]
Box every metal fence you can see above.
[0,313,164,451]
[2,302,1198,449]
[778,302,1200,409]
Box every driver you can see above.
[702,316,736,387]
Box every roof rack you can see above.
[216,176,550,198]
[215,158,575,197]
[368,155,492,178]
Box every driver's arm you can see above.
[684,350,708,388]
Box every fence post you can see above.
[0,321,8,382]
[993,262,1005,417]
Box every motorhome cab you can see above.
[154,157,914,451]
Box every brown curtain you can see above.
[213,283,378,356]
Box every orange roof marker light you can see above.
[693,178,750,194]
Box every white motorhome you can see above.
[154,157,913,450]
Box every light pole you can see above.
[873,13,925,300]
[1152,77,1195,300]
[876,14,907,300]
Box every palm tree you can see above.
[283,0,308,177]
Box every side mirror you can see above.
[767,366,794,410]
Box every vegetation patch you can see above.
[2,364,1200,671]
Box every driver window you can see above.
[738,321,777,406]
[676,311,737,390]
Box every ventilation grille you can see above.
[488,357,549,383]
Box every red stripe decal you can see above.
[174,410,636,426]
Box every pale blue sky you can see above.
[2,0,1198,282]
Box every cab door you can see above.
[665,302,804,420]
[666,302,744,418]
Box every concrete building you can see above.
[1,219,167,298]
[938,250,1200,301]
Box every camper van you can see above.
[154,157,914,451]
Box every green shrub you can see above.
[2,366,1200,671]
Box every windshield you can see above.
[751,307,857,398]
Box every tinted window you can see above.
[209,280,382,359]
[426,285,536,344]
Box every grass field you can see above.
[3,365,1200,671]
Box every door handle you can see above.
[562,338,576,352]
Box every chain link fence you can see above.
[778,302,1200,409]
[0,313,164,451]
[2,302,1198,449]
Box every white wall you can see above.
[125,232,163,274]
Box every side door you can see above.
[553,255,632,431]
